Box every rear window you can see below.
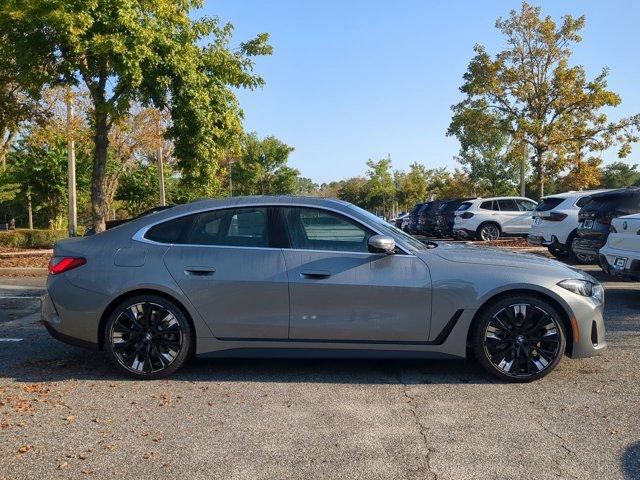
[575,196,592,208]
[581,193,640,216]
[145,215,193,243]
[535,197,564,212]
[457,202,473,212]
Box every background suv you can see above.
[573,187,640,262]
[599,213,640,280]
[416,200,448,236]
[434,198,475,238]
[528,190,610,261]
[453,197,538,240]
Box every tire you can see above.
[104,295,193,379]
[471,295,566,382]
[477,222,501,241]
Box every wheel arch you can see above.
[97,288,198,353]
[466,288,575,357]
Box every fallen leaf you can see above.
[17,445,32,454]
[65,415,77,423]
[57,461,69,470]
[81,468,93,475]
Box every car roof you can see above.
[471,196,536,202]
[542,189,613,200]
[588,187,640,199]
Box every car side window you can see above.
[575,196,591,208]
[516,199,536,211]
[145,207,269,247]
[282,207,374,252]
[497,199,519,211]
[480,200,499,211]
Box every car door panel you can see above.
[283,251,432,342]
[164,246,290,339]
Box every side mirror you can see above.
[368,234,396,254]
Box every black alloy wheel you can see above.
[105,295,192,379]
[472,296,566,382]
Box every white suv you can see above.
[528,189,611,259]
[599,213,640,280]
[453,196,538,241]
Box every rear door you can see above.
[160,207,290,339]
[279,206,432,342]
[497,199,522,233]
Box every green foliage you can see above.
[0,229,68,248]
[449,2,640,197]
[231,133,298,195]
[1,0,272,227]
[601,162,640,188]
[116,161,164,216]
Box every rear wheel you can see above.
[472,295,566,382]
[104,295,193,379]
[477,223,501,241]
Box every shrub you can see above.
[0,229,69,248]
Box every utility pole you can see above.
[157,114,166,206]
[66,87,78,236]
[520,144,527,198]
[27,187,33,230]
[228,158,237,197]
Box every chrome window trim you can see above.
[132,202,414,256]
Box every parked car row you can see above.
[529,187,640,279]
[402,195,539,240]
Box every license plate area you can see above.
[614,257,628,269]
[583,220,594,229]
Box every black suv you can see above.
[572,188,640,262]
[407,203,426,234]
[416,200,448,236]
[434,198,475,238]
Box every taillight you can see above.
[48,257,86,275]
[460,212,474,219]
[547,212,568,222]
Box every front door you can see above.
[162,207,289,339]
[279,207,432,342]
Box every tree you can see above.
[231,133,298,195]
[296,177,319,195]
[449,2,639,198]
[439,169,476,199]
[449,111,523,196]
[336,177,367,206]
[559,148,602,191]
[1,1,272,231]
[601,161,640,188]
[363,157,395,216]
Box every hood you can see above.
[421,242,594,281]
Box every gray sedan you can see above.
[42,196,606,382]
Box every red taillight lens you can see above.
[48,257,86,275]
[460,212,474,219]
[547,212,568,222]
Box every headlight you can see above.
[558,279,603,301]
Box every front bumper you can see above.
[452,227,475,239]
[552,284,607,358]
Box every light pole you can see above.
[228,158,237,197]
[156,113,166,206]
[66,87,77,237]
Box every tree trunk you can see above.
[535,148,545,199]
[91,104,110,233]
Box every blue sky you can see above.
[202,1,640,184]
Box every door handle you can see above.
[300,270,331,279]
[184,267,216,277]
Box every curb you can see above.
[0,249,53,258]
[0,267,48,277]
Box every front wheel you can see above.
[471,295,566,382]
[104,295,193,379]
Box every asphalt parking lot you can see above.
[0,266,639,480]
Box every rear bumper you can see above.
[572,237,604,257]
[452,227,475,239]
[599,247,640,280]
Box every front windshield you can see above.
[347,204,428,251]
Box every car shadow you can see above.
[2,333,496,385]
[621,441,640,480]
